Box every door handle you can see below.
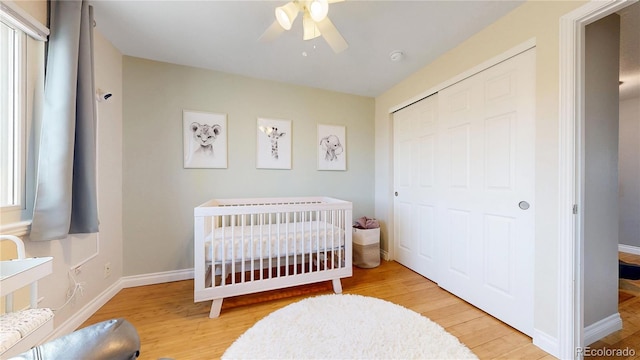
[519,201,530,210]
[394,192,398,197]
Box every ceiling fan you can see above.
[259,0,348,54]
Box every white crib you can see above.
[194,196,352,318]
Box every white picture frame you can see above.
[183,110,228,169]
[318,124,346,171]
[256,118,291,169]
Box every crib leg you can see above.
[209,298,223,318]
[332,278,343,294]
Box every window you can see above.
[0,2,48,233]
[1,19,26,210]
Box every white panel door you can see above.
[437,48,535,336]
[393,95,439,281]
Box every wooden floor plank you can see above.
[81,256,640,359]
[496,342,552,360]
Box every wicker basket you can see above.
[353,228,380,268]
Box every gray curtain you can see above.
[30,0,98,241]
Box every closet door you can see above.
[393,48,536,336]
[393,95,439,281]
[437,48,536,336]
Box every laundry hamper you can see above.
[352,227,380,268]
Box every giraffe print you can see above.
[264,127,286,159]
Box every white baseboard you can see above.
[619,244,640,255]
[120,268,194,288]
[532,328,559,358]
[44,268,194,344]
[44,278,124,342]
[380,249,389,261]
[584,313,622,346]
[509,317,622,357]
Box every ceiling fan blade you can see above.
[316,17,348,53]
[259,20,285,42]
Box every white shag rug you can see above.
[222,294,478,359]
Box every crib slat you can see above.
[330,210,335,269]
[333,211,337,269]
[315,210,320,272]
[300,211,309,274]
[210,216,215,287]
[240,215,245,284]
[293,212,298,276]
[231,216,236,285]
[259,213,264,281]
[323,210,328,270]
[302,211,308,274]
[221,217,226,286]
[336,211,340,269]
[276,212,281,278]
[268,213,272,279]
[250,214,255,282]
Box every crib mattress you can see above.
[204,221,345,263]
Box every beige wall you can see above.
[374,0,586,339]
[122,57,375,276]
[14,0,47,26]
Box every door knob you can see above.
[519,201,530,210]
[394,192,398,197]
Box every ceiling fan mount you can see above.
[260,0,348,54]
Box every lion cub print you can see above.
[191,122,221,155]
[187,122,221,166]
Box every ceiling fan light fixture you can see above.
[303,13,321,40]
[261,0,348,54]
[309,0,329,22]
[275,2,299,30]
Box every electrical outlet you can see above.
[104,262,111,278]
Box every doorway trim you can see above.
[558,0,637,358]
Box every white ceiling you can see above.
[89,0,526,97]
[90,1,639,99]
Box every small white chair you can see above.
[0,235,54,358]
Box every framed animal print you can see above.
[318,124,346,171]
[256,118,291,169]
[183,110,227,168]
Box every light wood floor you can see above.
[83,261,552,359]
[82,255,640,360]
